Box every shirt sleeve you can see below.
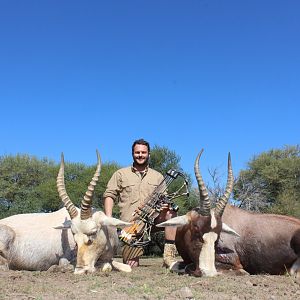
[103,171,121,201]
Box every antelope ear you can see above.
[156,215,189,227]
[53,220,72,230]
[222,223,240,237]
[100,215,131,227]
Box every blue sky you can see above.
[0,0,299,186]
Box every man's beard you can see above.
[133,157,149,168]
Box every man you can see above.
[103,138,178,269]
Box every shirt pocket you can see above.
[120,181,137,204]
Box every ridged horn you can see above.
[194,149,211,216]
[215,153,234,217]
[57,153,78,219]
[80,149,101,220]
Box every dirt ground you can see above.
[0,257,299,300]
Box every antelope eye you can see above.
[87,232,97,239]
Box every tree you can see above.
[149,145,181,175]
[0,153,121,218]
[0,154,56,218]
[233,145,300,217]
[0,145,196,219]
[190,165,236,212]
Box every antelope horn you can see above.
[194,149,211,216]
[80,149,102,220]
[57,153,78,219]
[215,152,234,217]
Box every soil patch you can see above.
[1,257,299,300]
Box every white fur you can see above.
[156,215,189,227]
[210,211,217,229]
[290,258,300,278]
[112,260,132,273]
[0,208,75,270]
[221,223,240,237]
[0,208,131,273]
[199,232,218,277]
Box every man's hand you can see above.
[160,203,171,211]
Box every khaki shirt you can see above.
[103,166,164,222]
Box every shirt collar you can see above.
[131,164,149,176]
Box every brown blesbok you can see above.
[217,200,300,277]
[159,150,300,278]
[157,149,237,277]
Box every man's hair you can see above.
[132,138,150,154]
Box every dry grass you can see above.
[0,257,299,300]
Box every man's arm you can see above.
[103,171,120,217]
[104,196,114,217]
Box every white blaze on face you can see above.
[210,210,217,229]
[199,210,218,277]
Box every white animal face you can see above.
[68,212,130,274]
[57,151,130,274]
[69,215,103,274]
[72,233,100,274]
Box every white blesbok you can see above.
[0,150,131,274]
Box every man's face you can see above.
[132,144,149,167]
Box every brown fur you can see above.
[159,150,234,277]
[217,205,300,275]
[175,210,222,277]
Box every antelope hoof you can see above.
[101,262,113,272]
